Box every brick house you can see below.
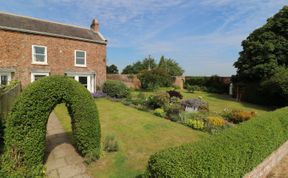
[0,12,107,93]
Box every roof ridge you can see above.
[0,11,92,31]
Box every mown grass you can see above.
[54,98,206,178]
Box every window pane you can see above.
[34,46,45,54]
[34,54,45,62]
[76,51,85,58]
[76,58,85,65]
[79,76,88,88]
[34,75,47,81]
[1,75,8,85]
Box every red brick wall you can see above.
[0,30,106,87]
[107,74,141,89]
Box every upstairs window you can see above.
[32,45,47,64]
[75,50,86,67]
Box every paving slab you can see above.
[45,112,91,178]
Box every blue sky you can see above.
[0,0,287,76]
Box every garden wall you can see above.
[107,74,141,89]
[0,83,21,120]
[107,74,185,89]
[244,140,288,178]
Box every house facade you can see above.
[0,12,107,93]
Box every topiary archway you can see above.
[1,76,101,177]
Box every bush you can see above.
[207,116,227,126]
[167,90,183,99]
[146,92,169,110]
[181,98,209,112]
[165,103,183,122]
[225,110,256,123]
[104,134,119,152]
[185,119,205,130]
[154,108,166,118]
[146,107,288,177]
[102,80,130,98]
[1,76,101,177]
[186,84,201,93]
[185,76,229,94]
[138,69,173,90]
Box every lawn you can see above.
[54,98,206,178]
[132,89,269,115]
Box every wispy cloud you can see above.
[0,0,287,75]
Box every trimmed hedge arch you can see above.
[1,76,101,177]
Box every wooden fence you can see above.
[0,83,21,121]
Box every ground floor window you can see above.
[66,74,95,93]
[31,72,49,82]
[0,73,11,85]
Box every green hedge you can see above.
[185,76,229,94]
[0,76,101,177]
[146,107,288,177]
[103,80,130,98]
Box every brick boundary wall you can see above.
[107,74,141,89]
[244,140,288,178]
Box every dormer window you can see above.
[75,50,86,67]
[32,45,47,64]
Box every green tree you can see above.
[106,64,119,74]
[158,56,184,76]
[233,6,288,106]
[122,56,157,74]
[234,6,288,82]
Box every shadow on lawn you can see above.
[205,92,272,111]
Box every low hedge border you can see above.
[146,107,288,177]
[0,76,101,177]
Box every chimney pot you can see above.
[90,19,99,32]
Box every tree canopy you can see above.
[158,56,184,76]
[122,56,157,74]
[234,6,288,106]
[106,64,119,74]
[234,6,288,82]
[122,55,184,76]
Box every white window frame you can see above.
[0,73,11,85]
[32,45,48,65]
[74,50,87,67]
[31,72,49,82]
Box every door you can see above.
[69,75,94,93]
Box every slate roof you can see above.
[0,12,107,44]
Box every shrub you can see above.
[184,76,229,94]
[207,116,227,126]
[146,92,169,110]
[225,110,256,123]
[181,98,209,112]
[146,107,288,177]
[154,108,166,118]
[102,80,130,98]
[104,134,119,152]
[186,84,201,93]
[138,68,173,90]
[167,90,183,99]
[185,119,205,130]
[1,76,101,177]
[165,103,183,122]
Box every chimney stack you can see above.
[90,19,99,32]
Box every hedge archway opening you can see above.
[1,76,101,177]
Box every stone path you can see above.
[45,112,91,178]
[267,155,288,178]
